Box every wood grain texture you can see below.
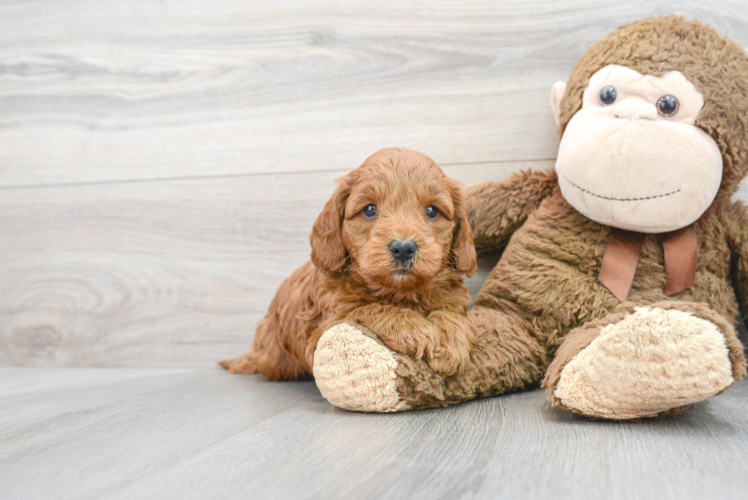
[1,0,747,186]
[0,161,549,367]
[1,367,748,500]
[1,0,748,367]
[3,3,748,498]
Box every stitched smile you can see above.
[563,176,681,201]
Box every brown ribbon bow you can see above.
[598,225,697,302]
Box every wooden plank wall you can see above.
[1,0,747,367]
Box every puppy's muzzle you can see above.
[389,239,417,266]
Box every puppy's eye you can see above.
[599,86,617,105]
[425,206,439,219]
[362,204,377,218]
[656,95,679,117]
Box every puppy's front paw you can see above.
[427,344,470,376]
[313,323,410,412]
[425,311,476,376]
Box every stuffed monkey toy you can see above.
[312,15,748,419]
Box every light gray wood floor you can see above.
[2,367,748,500]
[3,1,748,499]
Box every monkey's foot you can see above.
[313,323,410,412]
[544,304,744,420]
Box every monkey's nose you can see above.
[614,100,657,121]
[389,239,417,264]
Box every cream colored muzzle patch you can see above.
[313,323,409,412]
[554,307,733,419]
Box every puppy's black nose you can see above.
[389,239,417,264]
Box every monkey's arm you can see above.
[727,201,748,323]
[465,169,558,253]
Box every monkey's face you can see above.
[551,65,723,233]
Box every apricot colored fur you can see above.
[220,148,478,380]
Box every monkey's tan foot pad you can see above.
[550,306,734,420]
[313,323,411,412]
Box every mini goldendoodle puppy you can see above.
[221,148,477,381]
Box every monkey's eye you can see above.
[425,206,439,219]
[599,86,617,105]
[362,204,377,218]
[656,95,679,117]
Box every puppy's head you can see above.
[310,148,476,291]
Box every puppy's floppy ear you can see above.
[310,172,355,274]
[448,179,477,277]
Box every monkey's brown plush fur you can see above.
[221,148,478,383]
[314,16,748,418]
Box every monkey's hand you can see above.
[466,169,557,253]
[728,201,748,324]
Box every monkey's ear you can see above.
[448,179,478,277]
[550,81,567,127]
[310,173,355,274]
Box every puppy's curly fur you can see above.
[221,148,477,380]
